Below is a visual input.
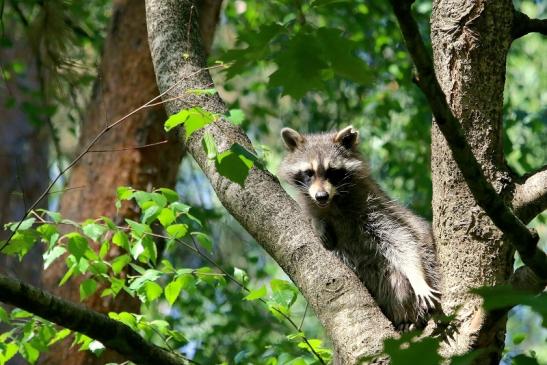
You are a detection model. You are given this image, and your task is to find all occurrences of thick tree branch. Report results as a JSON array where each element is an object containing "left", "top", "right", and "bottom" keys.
[
  {"left": 145, "top": 0, "right": 396, "bottom": 363},
  {"left": 512, "top": 10, "right": 547, "bottom": 40},
  {"left": 0, "top": 274, "right": 188, "bottom": 365},
  {"left": 388, "top": 0, "right": 547, "bottom": 280},
  {"left": 513, "top": 166, "right": 547, "bottom": 224}
]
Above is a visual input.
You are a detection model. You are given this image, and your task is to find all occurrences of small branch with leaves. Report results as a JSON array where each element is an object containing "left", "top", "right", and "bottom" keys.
[{"left": 0, "top": 274, "right": 190, "bottom": 365}]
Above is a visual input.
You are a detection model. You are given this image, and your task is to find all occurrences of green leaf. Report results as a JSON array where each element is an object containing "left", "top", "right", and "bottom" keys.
[
  {"left": 36, "top": 209, "right": 62, "bottom": 223},
  {"left": 164, "top": 107, "right": 216, "bottom": 140},
  {"left": 88, "top": 340, "right": 105, "bottom": 357},
  {"left": 80, "top": 278, "right": 98, "bottom": 301},
  {"left": 128, "top": 270, "right": 162, "bottom": 292},
  {"left": 21, "top": 342, "right": 39, "bottom": 364},
  {"left": 202, "top": 132, "right": 218, "bottom": 160},
  {"left": 37, "top": 224, "right": 57, "bottom": 241},
  {"left": 164, "top": 278, "right": 184, "bottom": 306},
  {"left": 10, "top": 309, "right": 32, "bottom": 319},
  {"left": 66, "top": 233, "right": 89, "bottom": 261},
  {"left": 270, "top": 279, "right": 298, "bottom": 308},
  {"left": 215, "top": 144, "right": 257, "bottom": 187},
  {"left": 383, "top": 332, "right": 441, "bottom": 365},
  {"left": 125, "top": 219, "right": 151, "bottom": 237},
  {"left": 144, "top": 281, "right": 163, "bottom": 302},
  {"left": 112, "top": 254, "right": 132, "bottom": 275},
  {"left": 112, "top": 231, "right": 130, "bottom": 251},
  {"left": 227, "top": 109, "right": 245, "bottom": 125},
  {"left": 191, "top": 232, "right": 213, "bottom": 253},
  {"left": 0, "top": 230, "right": 38, "bottom": 257},
  {"left": 1, "top": 342, "right": 18, "bottom": 364},
  {"left": 0, "top": 306, "right": 8, "bottom": 323},
  {"left": 317, "top": 27, "right": 372, "bottom": 85},
  {"left": 244, "top": 285, "right": 267, "bottom": 301},
  {"left": 233, "top": 267, "right": 249, "bottom": 286},
  {"left": 472, "top": 285, "right": 547, "bottom": 326},
  {"left": 116, "top": 186, "right": 133, "bottom": 201},
  {"left": 48, "top": 328, "right": 71, "bottom": 346},
  {"left": 141, "top": 205, "right": 161, "bottom": 224},
  {"left": 82, "top": 222, "right": 107, "bottom": 241},
  {"left": 59, "top": 265, "right": 76, "bottom": 286},
  {"left": 99, "top": 241, "right": 109, "bottom": 259},
  {"left": 43, "top": 246, "right": 66, "bottom": 269},
  {"left": 170, "top": 202, "right": 191, "bottom": 214},
  {"left": 158, "top": 208, "right": 176, "bottom": 227},
  {"left": 12, "top": 218, "right": 35, "bottom": 231},
  {"left": 166, "top": 224, "right": 188, "bottom": 239},
  {"left": 269, "top": 30, "right": 327, "bottom": 99},
  {"left": 157, "top": 188, "right": 179, "bottom": 203},
  {"left": 449, "top": 350, "right": 487, "bottom": 365}
]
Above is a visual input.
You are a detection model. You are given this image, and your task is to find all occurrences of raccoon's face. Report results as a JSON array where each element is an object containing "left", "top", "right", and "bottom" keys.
[{"left": 279, "top": 125, "right": 365, "bottom": 208}]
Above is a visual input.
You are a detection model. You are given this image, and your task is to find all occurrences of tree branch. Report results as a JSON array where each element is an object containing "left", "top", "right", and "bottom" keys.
[
  {"left": 145, "top": 0, "right": 397, "bottom": 363},
  {"left": 513, "top": 166, "right": 547, "bottom": 224},
  {"left": 388, "top": 0, "right": 547, "bottom": 281},
  {"left": 0, "top": 274, "right": 188, "bottom": 365},
  {"left": 512, "top": 10, "right": 547, "bottom": 41}
]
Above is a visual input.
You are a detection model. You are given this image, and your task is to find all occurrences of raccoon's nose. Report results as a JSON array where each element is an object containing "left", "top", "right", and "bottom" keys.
[{"left": 315, "top": 191, "right": 329, "bottom": 203}]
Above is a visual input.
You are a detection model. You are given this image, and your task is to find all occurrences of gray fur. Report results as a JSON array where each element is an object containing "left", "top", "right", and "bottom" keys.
[{"left": 279, "top": 126, "right": 440, "bottom": 328}]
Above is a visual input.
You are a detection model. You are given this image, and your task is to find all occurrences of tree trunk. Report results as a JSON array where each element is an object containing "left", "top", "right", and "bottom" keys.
[
  {"left": 39, "top": 0, "right": 223, "bottom": 363},
  {"left": 39, "top": 1, "right": 183, "bottom": 363},
  {"left": 430, "top": 1, "right": 514, "bottom": 362},
  {"left": 145, "top": 1, "right": 398, "bottom": 363}
]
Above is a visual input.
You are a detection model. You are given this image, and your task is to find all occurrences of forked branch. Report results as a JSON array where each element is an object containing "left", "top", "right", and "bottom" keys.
[{"left": 388, "top": 0, "right": 547, "bottom": 280}]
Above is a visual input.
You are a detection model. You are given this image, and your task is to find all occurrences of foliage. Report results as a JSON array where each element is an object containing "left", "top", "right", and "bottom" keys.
[
  {"left": 0, "top": 188, "right": 330, "bottom": 364},
  {"left": 0, "top": 0, "right": 546, "bottom": 364}
]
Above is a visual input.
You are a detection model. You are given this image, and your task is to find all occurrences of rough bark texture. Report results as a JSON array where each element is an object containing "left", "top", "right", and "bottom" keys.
[
  {"left": 430, "top": 1, "right": 514, "bottom": 362},
  {"left": 145, "top": 0, "right": 397, "bottom": 363},
  {"left": 39, "top": 1, "right": 184, "bottom": 364}
]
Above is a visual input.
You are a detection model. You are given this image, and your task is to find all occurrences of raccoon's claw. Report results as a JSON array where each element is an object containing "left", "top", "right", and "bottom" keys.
[
  {"left": 415, "top": 284, "right": 441, "bottom": 310},
  {"left": 396, "top": 322, "right": 416, "bottom": 332},
  {"left": 414, "top": 287, "right": 441, "bottom": 311}
]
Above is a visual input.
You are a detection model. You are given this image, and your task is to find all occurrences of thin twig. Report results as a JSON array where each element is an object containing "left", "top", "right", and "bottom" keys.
[
  {"left": 0, "top": 65, "right": 223, "bottom": 253},
  {"left": 298, "top": 302, "right": 308, "bottom": 331},
  {"left": 89, "top": 140, "right": 169, "bottom": 153}
]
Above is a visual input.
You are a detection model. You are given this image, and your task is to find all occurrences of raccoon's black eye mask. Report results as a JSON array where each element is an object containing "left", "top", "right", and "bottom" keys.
[
  {"left": 325, "top": 168, "right": 347, "bottom": 186},
  {"left": 292, "top": 170, "right": 313, "bottom": 187}
]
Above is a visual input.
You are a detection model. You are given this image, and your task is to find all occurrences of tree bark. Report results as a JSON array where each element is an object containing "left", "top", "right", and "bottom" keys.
[
  {"left": 430, "top": 1, "right": 514, "bottom": 362},
  {"left": 39, "top": 1, "right": 224, "bottom": 363},
  {"left": 39, "top": 1, "right": 184, "bottom": 364},
  {"left": 145, "top": 1, "right": 397, "bottom": 363}
]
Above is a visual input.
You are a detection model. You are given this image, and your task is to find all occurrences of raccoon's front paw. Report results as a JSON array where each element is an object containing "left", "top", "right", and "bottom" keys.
[{"left": 413, "top": 283, "right": 441, "bottom": 311}]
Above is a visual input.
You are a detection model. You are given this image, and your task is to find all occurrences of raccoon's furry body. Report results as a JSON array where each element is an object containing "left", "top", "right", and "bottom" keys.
[{"left": 279, "top": 126, "right": 440, "bottom": 328}]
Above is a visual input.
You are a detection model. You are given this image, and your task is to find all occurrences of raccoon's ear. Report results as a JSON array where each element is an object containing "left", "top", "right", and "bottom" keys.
[
  {"left": 281, "top": 128, "right": 305, "bottom": 151},
  {"left": 334, "top": 125, "right": 359, "bottom": 149}
]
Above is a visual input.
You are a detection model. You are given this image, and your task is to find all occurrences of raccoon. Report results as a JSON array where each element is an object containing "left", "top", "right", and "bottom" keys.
[{"left": 279, "top": 125, "right": 440, "bottom": 329}]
